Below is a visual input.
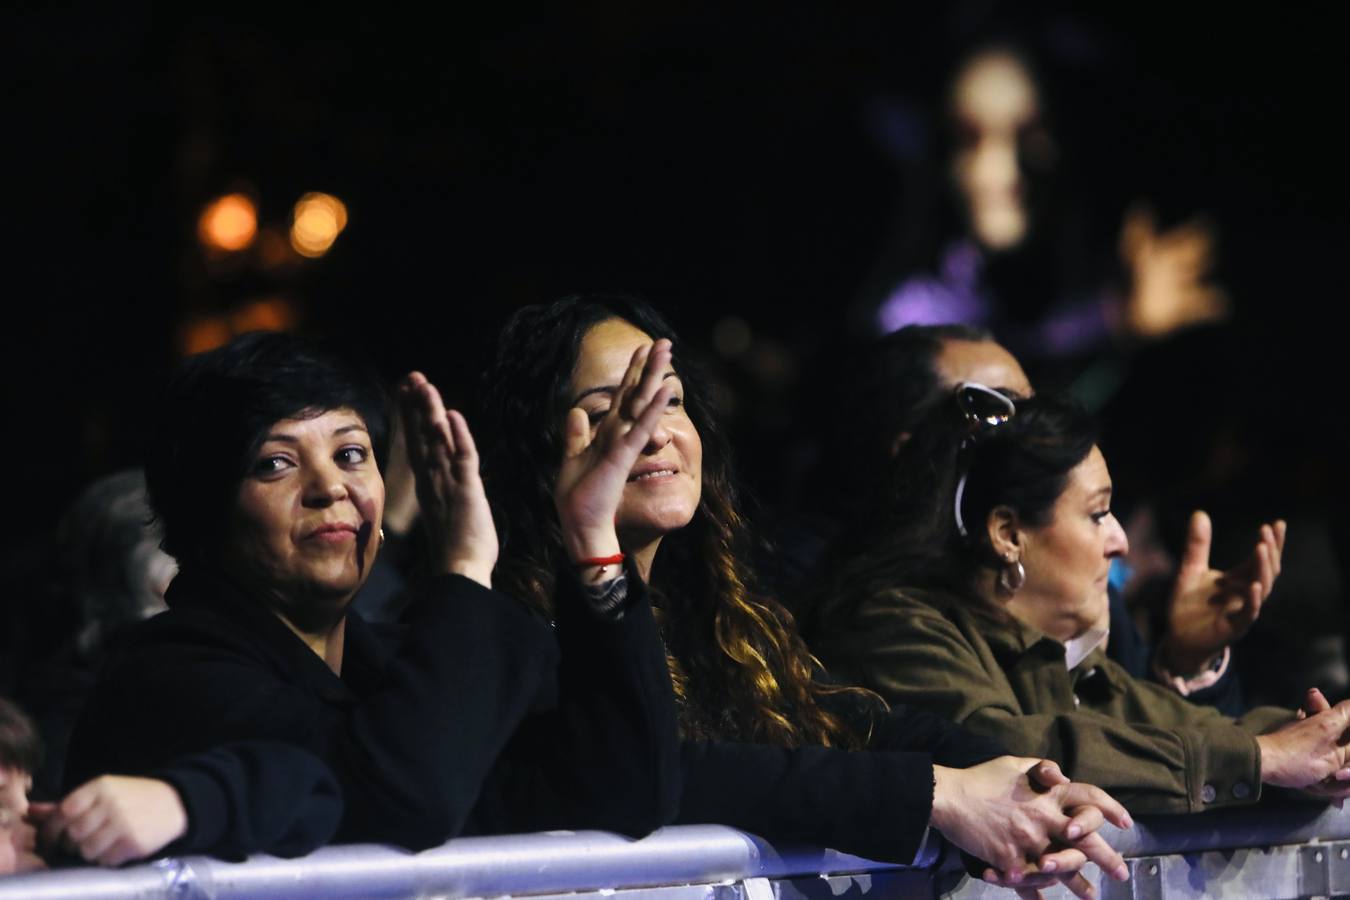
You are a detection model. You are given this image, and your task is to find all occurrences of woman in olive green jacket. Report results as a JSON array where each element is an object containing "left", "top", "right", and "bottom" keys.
[{"left": 810, "top": 387, "right": 1350, "bottom": 816}]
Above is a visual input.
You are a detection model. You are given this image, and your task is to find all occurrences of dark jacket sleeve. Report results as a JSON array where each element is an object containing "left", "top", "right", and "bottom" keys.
[
  {"left": 67, "top": 574, "right": 559, "bottom": 852},
  {"left": 677, "top": 739, "right": 936, "bottom": 864},
  {"left": 868, "top": 703, "right": 1006, "bottom": 767},
  {"left": 154, "top": 742, "right": 343, "bottom": 860},
  {"left": 476, "top": 566, "right": 680, "bottom": 837}
]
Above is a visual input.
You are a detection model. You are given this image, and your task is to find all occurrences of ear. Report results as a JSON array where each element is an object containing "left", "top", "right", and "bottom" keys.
[{"left": 986, "top": 504, "right": 1023, "bottom": 560}]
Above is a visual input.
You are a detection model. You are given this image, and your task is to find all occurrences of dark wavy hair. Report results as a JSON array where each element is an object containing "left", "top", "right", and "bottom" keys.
[
  {"left": 826, "top": 390, "right": 1097, "bottom": 618},
  {"left": 145, "top": 332, "right": 389, "bottom": 570},
  {"left": 481, "top": 295, "right": 875, "bottom": 748}
]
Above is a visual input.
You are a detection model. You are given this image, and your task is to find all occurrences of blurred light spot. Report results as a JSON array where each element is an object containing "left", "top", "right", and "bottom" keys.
[
  {"left": 230, "top": 297, "right": 298, "bottom": 333},
  {"left": 712, "top": 316, "right": 752, "bottom": 358},
  {"left": 290, "top": 192, "right": 349, "bottom": 258},
  {"left": 198, "top": 193, "right": 258, "bottom": 252},
  {"left": 180, "top": 317, "right": 232, "bottom": 355}
]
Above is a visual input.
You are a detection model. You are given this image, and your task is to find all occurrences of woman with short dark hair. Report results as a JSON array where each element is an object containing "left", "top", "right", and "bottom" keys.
[{"left": 55, "top": 331, "right": 677, "bottom": 866}]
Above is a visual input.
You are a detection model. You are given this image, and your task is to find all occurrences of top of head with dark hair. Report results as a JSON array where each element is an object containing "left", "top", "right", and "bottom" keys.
[{"left": 0, "top": 696, "right": 42, "bottom": 774}]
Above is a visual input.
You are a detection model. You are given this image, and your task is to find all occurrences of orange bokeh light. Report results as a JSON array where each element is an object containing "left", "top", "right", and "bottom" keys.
[
  {"left": 198, "top": 193, "right": 258, "bottom": 252},
  {"left": 290, "top": 192, "right": 349, "bottom": 258}
]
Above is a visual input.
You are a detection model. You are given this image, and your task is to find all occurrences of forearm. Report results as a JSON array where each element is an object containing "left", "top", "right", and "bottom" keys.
[
  {"left": 678, "top": 740, "right": 936, "bottom": 863},
  {"left": 154, "top": 742, "right": 342, "bottom": 859}
]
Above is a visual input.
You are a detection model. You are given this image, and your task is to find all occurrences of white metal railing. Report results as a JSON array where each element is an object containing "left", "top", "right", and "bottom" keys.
[{"left": 5, "top": 800, "right": 1350, "bottom": 899}]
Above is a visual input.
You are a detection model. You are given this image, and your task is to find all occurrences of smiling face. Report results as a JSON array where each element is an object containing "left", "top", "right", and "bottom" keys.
[
  {"left": 568, "top": 318, "right": 703, "bottom": 550},
  {"left": 1005, "top": 445, "right": 1128, "bottom": 641},
  {"left": 224, "top": 407, "right": 385, "bottom": 629}
]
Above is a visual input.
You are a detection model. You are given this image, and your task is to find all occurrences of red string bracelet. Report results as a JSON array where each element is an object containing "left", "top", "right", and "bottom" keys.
[{"left": 575, "top": 553, "right": 625, "bottom": 568}]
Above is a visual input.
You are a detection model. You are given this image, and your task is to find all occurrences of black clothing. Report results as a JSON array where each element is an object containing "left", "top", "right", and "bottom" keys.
[
  {"left": 678, "top": 704, "right": 1003, "bottom": 864},
  {"left": 65, "top": 568, "right": 678, "bottom": 858}
]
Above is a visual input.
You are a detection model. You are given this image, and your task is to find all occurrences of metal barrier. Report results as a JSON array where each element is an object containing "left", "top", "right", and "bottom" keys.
[{"left": 4, "top": 800, "right": 1350, "bottom": 899}]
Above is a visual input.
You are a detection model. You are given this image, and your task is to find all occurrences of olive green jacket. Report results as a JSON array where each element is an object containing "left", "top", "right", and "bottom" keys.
[{"left": 811, "top": 587, "right": 1294, "bottom": 815}]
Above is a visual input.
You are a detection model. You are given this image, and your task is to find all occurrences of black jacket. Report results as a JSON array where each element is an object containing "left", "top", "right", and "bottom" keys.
[{"left": 64, "top": 568, "right": 679, "bottom": 858}]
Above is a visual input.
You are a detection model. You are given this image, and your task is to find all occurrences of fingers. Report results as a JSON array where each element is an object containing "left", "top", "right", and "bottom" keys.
[
  {"left": 624, "top": 339, "right": 672, "bottom": 421},
  {"left": 1059, "top": 872, "right": 1098, "bottom": 900},
  {"left": 1036, "top": 846, "right": 1087, "bottom": 875},
  {"left": 1027, "top": 759, "right": 1069, "bottom": 790},
  {"left": 444, "top": 409, "right": 480, "bottom": 478},
  {"left": 1063, "top": 805, "right": 1104, "bottom": 842},
  {"left": 623, "top": 385, "right": 675, "bottom": 452},
  {"left": 1307, "top": 687, "right": 1333, "bottom": 715},
  {"left": 1058, "top": 784, "right": 1133, "bottom": 830},
  {"left": 562, "top": 407, "right": 591, "bottom": 458},
  {"left": 398, "top": 372, "right": 450, "bottom": 476},
  {"left": 1075, "top": 831, "right": 1130, "bottom": 882},
  {"left": 1271, "top": 519, "right": 1288, "bottom": 559},
  {"left": 1180, "top": 510, "right": 1213, "bottom": 576}
]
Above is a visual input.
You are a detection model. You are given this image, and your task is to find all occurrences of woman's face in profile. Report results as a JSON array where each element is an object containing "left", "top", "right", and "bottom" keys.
[
  {"left": 568, "top": 318, "right": 703, "bottom": 546},
  {"left": 1012, "top": 445, "right": 1128, "bottom": 641},
  {"left": 226, "top": 407, "right": 385, "bottom": 610}
]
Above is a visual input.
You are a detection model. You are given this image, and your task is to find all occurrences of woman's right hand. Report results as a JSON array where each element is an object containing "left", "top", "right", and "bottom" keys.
[
  {"left": 931, "top": 757, "right": 1131, "bottom": 898},
  {"left": 555, "top": 339, "right": 675, "bottom": 564},
  {"left": 400, "top": 372, "right": 498, "bottom": 588}
]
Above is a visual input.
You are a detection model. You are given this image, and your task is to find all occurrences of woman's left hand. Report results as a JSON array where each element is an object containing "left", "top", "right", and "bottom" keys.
[
  {"left": 555, "top": 339, "right": 675, "bottom": 564},
  {"left": 400, "top": 372, "right": 498, "bottom": 588}
]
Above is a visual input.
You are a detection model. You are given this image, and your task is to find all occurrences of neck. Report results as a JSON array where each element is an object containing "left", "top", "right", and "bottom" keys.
[
  {"left": 977, "top": 571, "right": 1073, "bottom": 643},
  {"left": 626, "top": 537, "right": 663, "bottom": 583},
  {"left": 276, "top": 612, "right": 347, "bottom": 674}
]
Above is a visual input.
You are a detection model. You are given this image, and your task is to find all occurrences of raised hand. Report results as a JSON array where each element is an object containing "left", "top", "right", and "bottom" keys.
[
  {"left": 399, "top": 372, "right": 497, "bottom": 588},
  {"left": 555, "top": 339, "right": 675, "bottom": 566},
  {"left": 31, "top": 776, "right": 187, "bottom": 867},
  {"left": 1120, "top": 204, "right": 1228, "bottom": 339},
  {"left": 932, "top": 756, "right": 1131, "bottom": 897},
  {"left": 1163, "top": 512, "right": 1286, "bottom": 676}
]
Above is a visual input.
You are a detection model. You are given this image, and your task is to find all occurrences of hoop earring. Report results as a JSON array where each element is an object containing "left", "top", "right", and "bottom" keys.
[
  {"left": 379, "top": 527, "right": 386, "bottom": 547},
  {"left": 998, "top": 559, "right": 1025, "bottom": 595}
]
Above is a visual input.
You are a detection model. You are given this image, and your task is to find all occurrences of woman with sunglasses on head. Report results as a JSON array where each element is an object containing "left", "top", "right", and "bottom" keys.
[
  {"left": 54, "top": 331, "right": 677, "bottom": 866},
  {"left": 481, "top": 295, "right": 1135, "bottom": 896},
  {"left": 811, "top": 385, "right": 1350, "bottom": 816}
]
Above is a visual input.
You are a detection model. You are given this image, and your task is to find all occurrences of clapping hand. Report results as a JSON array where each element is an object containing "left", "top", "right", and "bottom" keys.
[
  {"left": 1163, "top": 512, "right": 1285, "bottom": 677},
  {"left": 399, "top": 372, "right": 498, "bottom": 588}
]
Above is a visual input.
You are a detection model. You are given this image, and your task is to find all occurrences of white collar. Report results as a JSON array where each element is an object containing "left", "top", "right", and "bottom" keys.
[{"left": 1063, "top": 627, "right": 1109, "bottom": 671}]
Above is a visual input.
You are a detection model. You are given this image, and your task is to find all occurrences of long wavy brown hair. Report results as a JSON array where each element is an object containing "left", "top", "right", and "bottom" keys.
[{"left": 480, "top": 295, "right": 878, "bottom": 748}]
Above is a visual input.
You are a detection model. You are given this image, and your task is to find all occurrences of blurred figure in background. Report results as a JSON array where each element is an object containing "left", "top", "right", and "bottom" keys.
[
  {"left": 12, "top": 470, "right": 174, "bottom": 799},
  {"left": 858, "top": 39, "right": 1226, "bottom": 402}
]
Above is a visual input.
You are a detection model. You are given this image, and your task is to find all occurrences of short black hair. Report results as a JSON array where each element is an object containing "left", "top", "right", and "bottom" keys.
[
  {"left": 0, "top": 697, "right": 41, "bottom": 774},
  {"left": 145, "top": 332, "right": 388, "bottom": 567}
]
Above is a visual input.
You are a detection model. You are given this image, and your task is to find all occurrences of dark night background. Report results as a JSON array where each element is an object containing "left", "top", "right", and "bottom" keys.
[{"left": 6, "top": 4, "right": 1347, "bottom": 687}]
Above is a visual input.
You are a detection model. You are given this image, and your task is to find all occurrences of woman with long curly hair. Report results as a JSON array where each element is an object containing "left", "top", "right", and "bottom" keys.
[{"left": 480, "top": 294, "right": 1133, "bottom": 895}]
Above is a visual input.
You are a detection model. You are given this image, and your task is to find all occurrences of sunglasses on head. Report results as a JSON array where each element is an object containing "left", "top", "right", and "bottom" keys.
[{"left": 953, "top": 382, "right": 1017, "bottom": 538}]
